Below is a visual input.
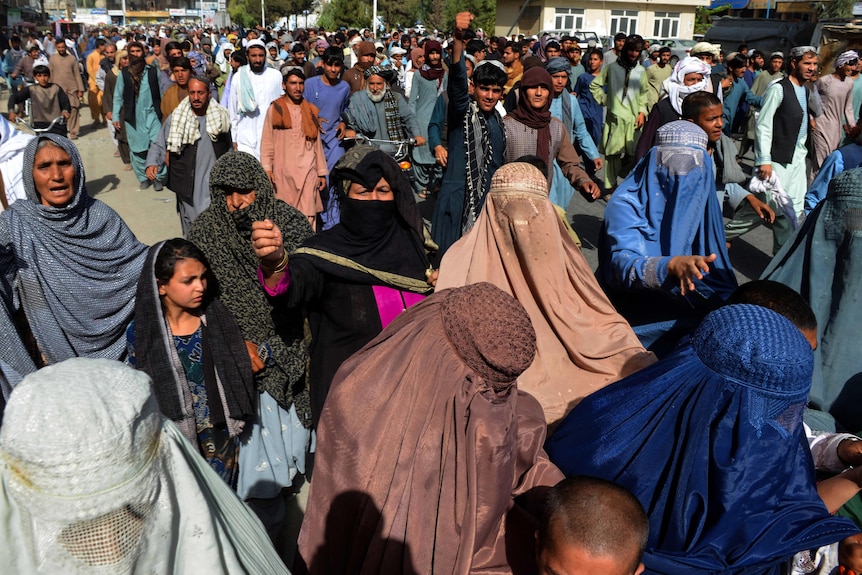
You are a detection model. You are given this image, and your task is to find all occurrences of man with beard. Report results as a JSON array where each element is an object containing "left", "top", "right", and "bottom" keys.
[
  {"left": 343, "top": 40, "right": 376, "bottom": 93},
  {"left": 103, "top": 48, "right": 132, "bottom": 171},
  {"left": 409, "top": 39, "right": 446, "bottom": 200},
  {"left": 644, "top": 46, "right": 671, "bottom": 112},
  {"left": 112, "top": 41, "right": 164, "bottom": 190},
  {"left": 49, "top": 37, "right": 85, "bottom": 140},
  {"left": 86, "top": 38, "right": 107, "bottom": 125},
  {"left": 502, "top": 41, "right": 523, "bottom": 95},
  {"left": 740, "top": 51, "right": 784, "bottom": 158},
  {"left": 726, "top": 46, "right": 819, "bottom": 253},
  {"left": 161, "top": 56, "right": 192, "bottom": 117},
  {"left": 343, "top": 65, "right": 424, "bottom": 157},
  {"left": 591, "top": 34, "right": 649, "bottom": 193},
  {"left": 261, "top": 67, "right": 327, "bottom": 230},
  {"left": 227, "top": 39, "right": 283, "bottom": 159},
  {"left": 432, "top": 13, "right": 508, "bottom": 254},
  {"left": 146, "top": 76, "right": 232, "bottom": 234},
  {"left": 303, "top": 46, "right": 351, "bottom": 229}
]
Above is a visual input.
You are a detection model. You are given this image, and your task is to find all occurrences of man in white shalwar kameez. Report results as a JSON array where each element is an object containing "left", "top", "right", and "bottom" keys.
[{"left": 228, "top": 39, "right": 283, "bottom": 159}]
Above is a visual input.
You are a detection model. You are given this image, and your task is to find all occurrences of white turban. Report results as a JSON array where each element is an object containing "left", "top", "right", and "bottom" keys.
[
  {"left": 837, "top": 50, "right": 859, "bottom": 68},
  {"left": 664, "top": 56, "right": 712, "bottom": 115}
]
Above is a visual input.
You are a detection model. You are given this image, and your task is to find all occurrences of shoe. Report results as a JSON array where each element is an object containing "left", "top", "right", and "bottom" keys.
[
  {"left": 123, "top": 164, "right": 132, "bottom": 171},
  {"left": 139, "top": 179, "right": 152, "bottom": 190},
  {"left": 113, "top": 151, "right": 120, "bottom": 157},
  {"left": 153, "top": 180, "right": 163, "bottom": 191},
  {"left": 69, "top": 133, "right": 77, "bottom": 140}
]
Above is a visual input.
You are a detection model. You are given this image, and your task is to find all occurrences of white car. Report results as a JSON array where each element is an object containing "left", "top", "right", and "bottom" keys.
[{"left": 656, "top": 38, "right": 698, "bottom": 66}]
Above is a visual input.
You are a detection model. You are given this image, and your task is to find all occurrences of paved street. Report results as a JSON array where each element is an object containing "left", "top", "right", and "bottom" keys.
[{"left": 5, "top": 100, "right": 776, "bottom": 283}]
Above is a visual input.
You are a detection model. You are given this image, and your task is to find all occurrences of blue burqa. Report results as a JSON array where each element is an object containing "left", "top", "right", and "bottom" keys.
[
  {"left": 804, "top": 142, "right": 862, "bottom": 213},
  {"left": 546, "top": 304, "right": 859, "bottom": 574},
  {"left": 598, "top": 121, "right": 736, "bottom": 338},
  {"left": 763, "top": 167, "right": 862, "bottom": 432}
]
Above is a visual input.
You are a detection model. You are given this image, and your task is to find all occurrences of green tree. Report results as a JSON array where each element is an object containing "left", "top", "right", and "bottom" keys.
[
  {"left": 694, "top": 4, "right": 731, "bottom": 36},
  {"left": 817, "top": 0, "right": 853, "bottom": 18},
  {"left": 317, "top": 0, "right": 372, "bottom": 30},
  {"left": 379, "top": 0, "right": 421, "bottom": 29},
  {"left": 228, "top": 0, "right": 313, "bottom": 28}
]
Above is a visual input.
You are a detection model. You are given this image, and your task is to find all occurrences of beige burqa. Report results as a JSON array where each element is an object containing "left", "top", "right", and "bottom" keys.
[
  {"left": 297, "top": 283, "right": 563, "bottom": 574},
  {"left": 436, "top": 163, "right": 656, "bottom": 426}
]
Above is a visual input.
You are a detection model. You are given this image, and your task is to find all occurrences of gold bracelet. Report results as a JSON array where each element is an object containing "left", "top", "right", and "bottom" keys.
[{"left": 261, "top": 250, "right": 288, "bottom": 275}]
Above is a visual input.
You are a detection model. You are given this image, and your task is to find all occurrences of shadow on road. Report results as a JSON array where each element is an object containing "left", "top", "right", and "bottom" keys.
[
  {"left": 571, "top": 213, "right": 604, "bottom": 252},
  {"left": 86, "top": 174, "right": 121, "bottom": 197},
  {"left": 728, "top": 237, "right": 773, "bottom": 282}
]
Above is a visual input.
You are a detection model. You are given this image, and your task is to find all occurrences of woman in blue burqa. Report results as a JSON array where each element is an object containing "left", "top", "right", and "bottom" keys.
[
  {"left": 546, "top": 304, "right": 859, "bottom": 574},
  {"left": 0, "top": 134, "right": 146, "bottom": 395},
  {"left": 763, "top": 167, "right": 862, "bottom": 433},
  {"left": 598, "top": 120, "right": 736, "bottom": 353}
]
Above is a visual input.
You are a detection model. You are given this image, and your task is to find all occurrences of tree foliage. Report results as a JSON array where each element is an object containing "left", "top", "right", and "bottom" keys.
[
  {"left": 817, "top": 0, "right": 853, "bottom": 19},
  {"left": 228, "top": 0, "right": 314, "bottom": 28},
  {"left": 317, "top": 0, "right": 372, "bottom": 30},
  {"left": 417, "top": 0, "right": 495, "bottom": 35},
  {"left": 694, "top": 5, "right": 731, "bottom": 35}
]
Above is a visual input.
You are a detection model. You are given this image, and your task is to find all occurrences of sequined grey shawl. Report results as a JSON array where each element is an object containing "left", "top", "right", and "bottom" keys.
[{"left": 0, "top": 134, "right": 147, "bottom": 376}]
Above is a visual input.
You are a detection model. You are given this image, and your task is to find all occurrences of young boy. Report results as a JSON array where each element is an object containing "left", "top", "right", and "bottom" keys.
[
  {"left": 537, "top": 476, "right": 648, "bottom": 575},
  {"left": 8, "top": 64, "right": 70, "bottom": 136}
]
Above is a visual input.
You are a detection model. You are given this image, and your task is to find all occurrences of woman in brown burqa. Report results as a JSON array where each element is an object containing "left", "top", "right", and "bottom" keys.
[
  {"left": 297, "top": 282, "right": 563, "bottom": 574},
  {"left": 436, "top": 162, "right": 655, "bottom": 427}
]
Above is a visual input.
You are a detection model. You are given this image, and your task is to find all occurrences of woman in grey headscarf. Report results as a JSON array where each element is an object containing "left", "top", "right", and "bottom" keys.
[{"left": 0, "top": 134, "right": 147, "bottom": 391}]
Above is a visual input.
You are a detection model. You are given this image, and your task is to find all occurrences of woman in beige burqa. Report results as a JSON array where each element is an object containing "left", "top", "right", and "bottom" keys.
[
  {"left": 436, "top": 162, "right": 655, "bottom": 426},
  {"left": 298, "top": 282, "right": 563, "bottom": 574}
]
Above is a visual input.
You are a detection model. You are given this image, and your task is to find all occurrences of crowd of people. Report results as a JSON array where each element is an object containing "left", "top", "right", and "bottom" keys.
[{"left": 1, "top": 10, "right": 862, "bottom": 575}]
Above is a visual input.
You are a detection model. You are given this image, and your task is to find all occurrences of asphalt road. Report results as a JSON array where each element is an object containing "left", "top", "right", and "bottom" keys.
[{"left": 6, "top": 98, "right": 776, "bottom": 283}]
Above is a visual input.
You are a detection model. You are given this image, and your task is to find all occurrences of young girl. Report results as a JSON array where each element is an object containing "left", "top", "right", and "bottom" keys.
[{"left": 127, "top": 238, "right": 256, "bottom": 487}]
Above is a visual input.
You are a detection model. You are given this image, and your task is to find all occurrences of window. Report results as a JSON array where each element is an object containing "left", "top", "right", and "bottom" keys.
[
  {"left": 653, "top": 12, "right": 681, "bottom": 38},
  {"left": 610, "top": 10, "right": 638, "bottom": 36},
  {"left": 555, "top": 8, "right": 585, "bottom": 31}
]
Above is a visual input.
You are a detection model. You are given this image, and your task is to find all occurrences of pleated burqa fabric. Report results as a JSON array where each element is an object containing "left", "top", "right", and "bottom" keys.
[
  {"left": 763, "top": 167, "right": 862, "bottom": 432},
  {"left": 547, "top": 305, "right": 859, "bottom": 574},
  {"left": 436, "top": 163, "right": 656, "bottom": 426},
  {"left": 298, "top": 283, "right": 564, "bottom": 574}
]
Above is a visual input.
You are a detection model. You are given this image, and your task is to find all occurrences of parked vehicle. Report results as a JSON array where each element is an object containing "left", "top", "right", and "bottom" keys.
[
  {"left": 703, "top": 17, "right": 816, "bottom": 59},
  {"left": 656, "top": 37, "right": 697, "bottom": 66},
  {"left": 539, "top": 30, "right": 604, "bottom": 51}
]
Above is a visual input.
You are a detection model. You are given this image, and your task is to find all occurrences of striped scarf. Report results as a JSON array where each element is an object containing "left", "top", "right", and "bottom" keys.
[
  {"left": 382, "top": 87, "right": 406, "bottom": 142},
  {"left": 166, "top": 97, "right": 231, "bottom": 153},
  {"left": 462, "top": 100, "right": 503, "bottom": 233}
]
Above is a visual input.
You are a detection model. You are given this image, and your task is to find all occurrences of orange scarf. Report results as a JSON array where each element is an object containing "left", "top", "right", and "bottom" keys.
[{"left": 270, "top": 96, "right": 321, "bottom": 142}]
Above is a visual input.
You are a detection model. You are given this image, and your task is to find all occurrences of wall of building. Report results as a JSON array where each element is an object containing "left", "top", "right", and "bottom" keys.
[{"left": 496, "top": 0, "right": 708, "bottom": 40}]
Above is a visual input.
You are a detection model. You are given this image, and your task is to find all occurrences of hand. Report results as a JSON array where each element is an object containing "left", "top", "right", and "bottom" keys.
[
  {"left": 454, "top": 12, "right": 474, "bottom": 40},
  {"left": 251, "top": 219, "right": 285, "bottom": 263},
  {"left": 426, "top": 269, "right": 439, "bottom": 287},
  {"left": 245, "top": 340, "right": 265, "bottom": 373},
  {"left": 232, "top": 142, "right": 238, "bottom": 151},
  {"left": 61, "top": 111, "right": 70, "bottom": 120},
  {"left": 113, "top": 121, "right": 121, "bottom": 130},
  {"left": 7, "top": 112, "right": 15, "bottom": 122},
  {"left": 335, "top": 121, "right": 346, "bottom": 140},
  {"left": 105, "top": 111, "right": 112, "bottom": 121},
  {"left": 635, "top": 112, "right": 645, "bottom": 129},
  {"left": 413, "top": 135, "right": 426, "bottom": 146},
  {"left": 745, "top": 194, "right": 775, "bottom": 224},
  {"left": 317, "top": 176, "right": 327, "bottom": 191},
  {"left": 579, "top": 179, "right": 601, "bottom": 201},
  {"left": 758, "top": 163, "right": 773, "bottom": 180},
  {"left": 839, "top": 438, "right": 862, "bottom": 467},
  {"left": 593, "top": 157, "right": 604, "bottom": 171},
  {"left": 77, "top": 90, "right": 83, "bottom": 99},
  {"left": 667, "top": 253, "right": 718, "bottom": 296},
  {"left": 145, "top": 165, "right": 159, "bottom": 181},
  {"left": 344, "top": 129, "right": 356, "bottom": 139},
  {"left": 265, "top": 169, "right": 274, "bottom": 183},
  {"left": 434, "top": 145, "right": 448, "bottom": 167}
]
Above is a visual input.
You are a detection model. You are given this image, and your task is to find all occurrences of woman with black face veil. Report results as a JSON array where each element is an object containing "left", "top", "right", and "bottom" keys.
[{"left": 251, "top": 145, "right": 433, "bottom": 425}]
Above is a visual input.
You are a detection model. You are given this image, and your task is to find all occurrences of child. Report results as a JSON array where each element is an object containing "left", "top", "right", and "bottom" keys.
[
  {"left": 127, "top": 238, "right": 256, "bottom": 488},
  {"left": 7, "top": 64, "right": 70, "bottom": 136},
  {"left": 537, "top": 476, "right": 648, "bottom": 575}
]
